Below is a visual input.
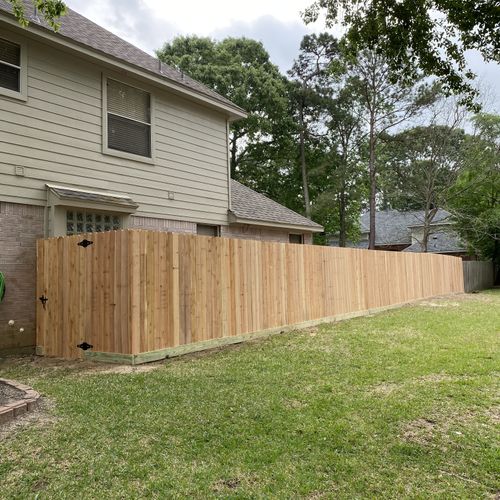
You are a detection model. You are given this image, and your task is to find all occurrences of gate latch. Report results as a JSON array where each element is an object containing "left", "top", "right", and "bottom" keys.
[{"left": 39, "top": 295, "right": 48, "bottom": 309}]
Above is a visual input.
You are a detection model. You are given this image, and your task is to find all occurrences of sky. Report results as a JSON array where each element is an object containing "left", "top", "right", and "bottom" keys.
[{"left": 66, "top": 0, "right": 500, "bottom": 109}]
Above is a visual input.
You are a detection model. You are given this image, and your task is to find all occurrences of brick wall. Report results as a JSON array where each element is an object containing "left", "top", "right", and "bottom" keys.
[
  {"left": 0, "top": 202, "right": 44, "bottom": 353},
  {"left": 130, "top": 215, "right": 196, "bottom": 233},
  {"left": 130, "top": 217, "right": 314, "bottom": 244},
  {"left": 221, "top": 224, "right": 313, "bottom": 244}
]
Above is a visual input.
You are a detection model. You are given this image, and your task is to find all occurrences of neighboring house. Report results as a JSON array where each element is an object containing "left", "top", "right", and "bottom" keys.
[
  {"left": 0, "top": 2, "right": 322, "bottom": 353},
  {"left": 330, "top": 209, "right": 468, "bottom": 257}
]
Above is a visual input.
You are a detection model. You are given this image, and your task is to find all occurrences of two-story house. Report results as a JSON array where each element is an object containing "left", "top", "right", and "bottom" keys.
[{"left": 0, "top": 1, "right": 323, "bottom": 353}]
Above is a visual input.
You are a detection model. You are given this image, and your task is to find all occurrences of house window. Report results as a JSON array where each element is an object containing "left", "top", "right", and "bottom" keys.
[
  {"left": 0, "top": 37, "right": 23, "bottom": 97},
  {"left": 106, "top": 79, "right": 151, "bottom": 158},
  {"left": 66, "top": 210, "right": 122, "bottom": 235},
  {"left": 197, "top": 224, "right": 220, "bottom": 237},
  {"left": 289, "top": 233, "right": 304, "bottom": 244}
]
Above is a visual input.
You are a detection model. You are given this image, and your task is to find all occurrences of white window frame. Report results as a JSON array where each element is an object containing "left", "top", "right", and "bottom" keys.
[
  {"left": 0, "top": 34, "right": 28, "bottom": 101},
  {"left": 102, "top": 74, "right": 156, "bottom": 164}
]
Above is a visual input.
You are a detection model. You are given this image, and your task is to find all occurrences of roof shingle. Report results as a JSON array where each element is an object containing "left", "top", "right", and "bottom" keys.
[
  {"left": 359, "top": 209, "right": 452, "bottom": 245},
  {"left": 230, "top": 180, "right": 323, "bottom": 231},
  {"left": 402, "top": 231, "right": 465, "bottom": 254}
]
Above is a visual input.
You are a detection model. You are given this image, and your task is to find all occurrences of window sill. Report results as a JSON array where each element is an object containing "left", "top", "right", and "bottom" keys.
[
  {"left": 102, "top": 146, "right": 155, "bottom": 165},
  {"left": 0, "top": 87, "right": 27, "bottom": 101}
]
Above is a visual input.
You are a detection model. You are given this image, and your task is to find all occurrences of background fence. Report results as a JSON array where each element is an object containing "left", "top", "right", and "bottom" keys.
[
  {"left": 37, "top": 230, "right": 464, "bottom": 361},
  {"left": 463, "top": 261, "right": 495, "bottom": 292}
]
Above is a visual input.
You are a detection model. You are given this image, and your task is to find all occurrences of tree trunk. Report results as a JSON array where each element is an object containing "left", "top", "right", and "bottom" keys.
[
  {"left": 299, "top": 97, "right": 311, "bottom": 219},
  {"left": 230, "top": 131, "right": 238, "bottom": 178},
  {"left": 339, "top": 189, "right": 347, "bottom": 247},
  {"left": 421, "top": 204, "right": 438, "bottom": 253},
  {"left": 368, "top": 112, "right": 377, "bottom": 250}
]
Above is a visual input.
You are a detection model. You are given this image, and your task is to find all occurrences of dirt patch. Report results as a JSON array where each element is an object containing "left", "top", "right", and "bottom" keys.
[
  {"left": 419, "top": 301, "right": 460, "bottom": 308},
  {"left": 401, "top": 405, "right": 498, "bottom": 445},
  {"left": 371, "top": 382, "right": 401, "bottom": 396},
  {"left": 402, "top": 418, "right": 438, "bottom": 444},
  {"left": 371, "top": 373, "right": 475, "bottom": 397},
  {"left": 85, "top": 364, "right": 163, "bottom": 375},
  {"left": 0, "top": 355, "right": 164, "bottom": 377},
  {"left": 284, "top": 398, "right": 308, "bottom": 409},
  {"left": 413, "top": 373, "right": 471, "bottom": 384},
  {"left": 484, "top": 406, "right": 500, "bottom": 424},
  {"left": 0, "top": 397, "right": 57, "bottom": 440}
]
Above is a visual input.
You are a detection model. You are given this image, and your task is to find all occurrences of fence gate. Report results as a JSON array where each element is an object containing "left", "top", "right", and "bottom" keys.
[{"left": 37, "top": 231, "right": 132, "bottom": 359}]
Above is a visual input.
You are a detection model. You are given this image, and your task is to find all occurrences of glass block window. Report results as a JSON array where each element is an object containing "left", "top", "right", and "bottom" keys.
[
  {"left": 66, "top": 210, "right": 122, "bottom": 235},
  {"left": 107, "top": 79, "right": 151, "bottom": 158},
  {"left": 0, "top": 38, "right": 21, "bottom": 93}
]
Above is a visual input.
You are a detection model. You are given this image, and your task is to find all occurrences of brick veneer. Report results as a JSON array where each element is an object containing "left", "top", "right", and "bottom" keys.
[
  {"left": 221, "top": 224, "right": 313, "bottom": 244},
  {"left": 130, "top": 217, "right": 314, "bottom": 243},
  {"left": 130, "top": 215, "right": 196, "bottom": 233},
  {"left": 0, "top": 202, "right": 44, "bottom": 353}
]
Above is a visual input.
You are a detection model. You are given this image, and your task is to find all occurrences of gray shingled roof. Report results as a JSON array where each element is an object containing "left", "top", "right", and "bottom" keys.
[
  {"left": 230, "top": 180, "right": 323, "bottom": 231},
  {"left": 0, "top": 1, "right": 244, "bottom": 114},
  {"left": 360, "top": 209, "right": 452, "bottom": 245},
  {"left": 403, "top": 231, "right": 465, "bottom": 254},
  {"left": 48, "top": 185, "right": 138, "bottom": 208}
]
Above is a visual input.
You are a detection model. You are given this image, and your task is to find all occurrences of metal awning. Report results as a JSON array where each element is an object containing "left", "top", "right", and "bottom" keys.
[{"left": 46, "top": 184, "right": 139, "bottom": 211}]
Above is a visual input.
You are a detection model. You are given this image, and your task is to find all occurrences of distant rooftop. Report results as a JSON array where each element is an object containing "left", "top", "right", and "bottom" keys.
[
  {"left": 359, "top": 209, "right": 453, "bottom": 246},
  {"left": 403, "top": 231, "right": 465, "bottom": 254}
]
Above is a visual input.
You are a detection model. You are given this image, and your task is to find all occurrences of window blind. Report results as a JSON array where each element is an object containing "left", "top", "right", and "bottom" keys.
[
  {"left": 0, "top": 38, "right": 20, "bottom": 92},
  {"left": 107, "top": 79, "right": 151, "bottom": 157}
]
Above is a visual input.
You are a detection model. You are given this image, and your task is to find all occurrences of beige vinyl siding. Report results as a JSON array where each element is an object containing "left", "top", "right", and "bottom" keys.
[{"left": 0, "top": 27, "right": 231, "bottom": 225}]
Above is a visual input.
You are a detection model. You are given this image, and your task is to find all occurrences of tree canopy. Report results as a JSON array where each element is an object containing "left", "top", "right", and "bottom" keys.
[
  {"left": 448, "top": 114, "right": 500, "bottom": 264},
  {"left": 303, "top": 0, "right": 500, "bottom": 108},
  {"left": 6, "top": 0, "right": 66, "bottom": 30},
  {"left": 157, "top": 36, "right": 289, "bottom": 179}
]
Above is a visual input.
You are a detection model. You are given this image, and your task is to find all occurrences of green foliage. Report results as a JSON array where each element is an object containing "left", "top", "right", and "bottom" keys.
[
  {"left": 287, "top": 33, "right": 343, "bottom": 218},
  {"left": 156, "top": 36, "right": 289, "bottom": 178},
  {"left": 312, "top": 80, "right": 368, "bottom": 244},
  {"left": 303, "top": 0, "right": 500, "bottom": 109},
  {"left": 448, "top": 114, "right": 500, "bottom": 262},
  {"left": 379, "top": 125, "right": 467, "bottom": 211},
  {"left": 6, "top": 0, "right": 67, "bottom": 31}
]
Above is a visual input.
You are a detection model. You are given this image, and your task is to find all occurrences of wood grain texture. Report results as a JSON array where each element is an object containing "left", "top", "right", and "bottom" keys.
[{"left": 36, "top": 230, "right": 465, "bottom": 360}]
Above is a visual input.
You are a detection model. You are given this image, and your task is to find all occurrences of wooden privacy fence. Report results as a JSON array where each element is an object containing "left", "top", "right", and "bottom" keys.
[
  {"left": 462, "top": 261, "right": 495, "bottom": 292},
  {"left": 36, "top": 230, "right": 464, "bottom": 363}
]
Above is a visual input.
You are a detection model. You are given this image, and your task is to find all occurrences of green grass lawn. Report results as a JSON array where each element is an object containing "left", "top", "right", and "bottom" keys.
[{"left": 0, "top": 291, "right": 499, "bottom": 499}]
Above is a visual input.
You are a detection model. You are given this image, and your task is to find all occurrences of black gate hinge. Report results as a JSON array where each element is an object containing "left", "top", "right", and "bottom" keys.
[
  {"left": 77, "top": 342, "right": 93, "bottom": 351},
  {"left": 77, "top": 239, "right": 94, "bottom": 248},
  {"left": 39, "top": 295, "right": 48, "bottom": 309}
]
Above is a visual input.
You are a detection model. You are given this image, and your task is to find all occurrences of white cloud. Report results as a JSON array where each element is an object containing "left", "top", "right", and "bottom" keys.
[{"left": 65, "top": 0, "right": 500, "bottom": 107}]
